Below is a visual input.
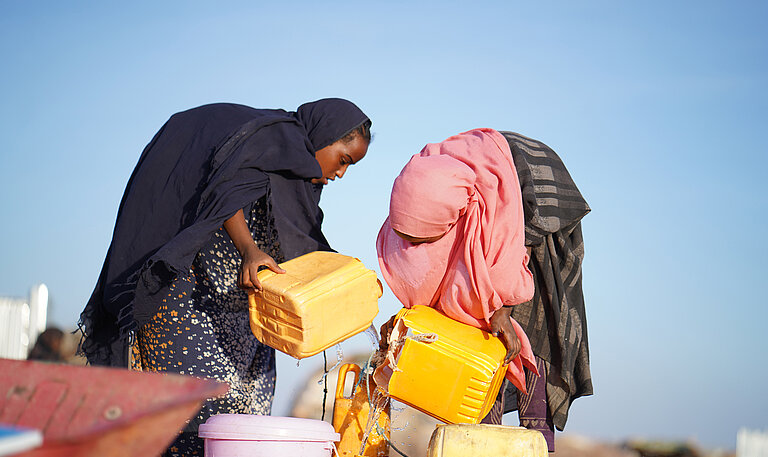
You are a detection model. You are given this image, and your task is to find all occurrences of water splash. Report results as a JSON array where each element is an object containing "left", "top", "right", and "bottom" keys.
[
  {"left": 388, "top": 399, "right": 411, "bottom": 432},
  {"left": 363, "top": 323, "right": 380, "bottom": 350},
  {"left": 391, "top": 417, "right": 411, "bottom": 432},
  {"left": 317, "top": 344, "right": 344, "bottom": 385},
  {"left": 358, "top": 385, "right": 390, "bottom": 455}
]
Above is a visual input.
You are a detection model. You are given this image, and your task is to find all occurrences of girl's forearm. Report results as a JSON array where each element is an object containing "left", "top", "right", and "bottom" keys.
[{"left": 223, "top": 209, "right": 258, "bottom": 257}]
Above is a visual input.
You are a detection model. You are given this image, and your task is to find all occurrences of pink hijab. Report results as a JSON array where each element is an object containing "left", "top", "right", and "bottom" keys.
[{"left": 377, "top": 128, "right": 537, "bottom": 392}]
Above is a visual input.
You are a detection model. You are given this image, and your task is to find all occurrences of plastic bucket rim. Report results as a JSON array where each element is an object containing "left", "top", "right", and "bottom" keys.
[{"left": 198, "top": 428, "right": 340, "bottom": 442}]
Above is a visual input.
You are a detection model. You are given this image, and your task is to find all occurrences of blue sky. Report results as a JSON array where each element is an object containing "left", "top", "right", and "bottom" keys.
[{"left": 1, "top": 0, "right": 766, "bottom": 449}]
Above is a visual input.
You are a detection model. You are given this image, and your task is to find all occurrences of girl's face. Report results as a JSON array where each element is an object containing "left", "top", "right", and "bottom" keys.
[{"left": 311, "top": 135, "right": 369, "bottom": 185}]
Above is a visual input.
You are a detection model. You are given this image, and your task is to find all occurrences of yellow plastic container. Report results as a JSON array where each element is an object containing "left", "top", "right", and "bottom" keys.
[
  {"left": 427, "top": 424, "right": 547, "bottom": 457},
  {"left": 248, "top": 251, "right": 382, "bottom": 359},
  {"left": 332, "top": 364, "right": 390, "bottom": 457},
  {"left": 373, "top": 305, "right": 507, "bottom": 424}
]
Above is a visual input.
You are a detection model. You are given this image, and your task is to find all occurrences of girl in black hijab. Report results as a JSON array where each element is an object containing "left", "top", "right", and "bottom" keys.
[{"left": 78, "top": 99, "right": 371, "bottom": 456}]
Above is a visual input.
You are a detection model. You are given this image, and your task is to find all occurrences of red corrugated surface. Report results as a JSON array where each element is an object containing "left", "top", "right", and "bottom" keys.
[{"left": 0, "top": 358, "right": 228, "bottom": 456}]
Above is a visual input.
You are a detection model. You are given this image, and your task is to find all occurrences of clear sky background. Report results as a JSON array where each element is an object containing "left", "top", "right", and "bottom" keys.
[{"left": 1, "top": 0, "right": 766, "bottom": 450}]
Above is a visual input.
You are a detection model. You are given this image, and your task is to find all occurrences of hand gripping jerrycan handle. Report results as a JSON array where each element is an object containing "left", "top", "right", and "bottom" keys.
[{"left": 332, "top": 364, "right": 390, "bottom": 457}]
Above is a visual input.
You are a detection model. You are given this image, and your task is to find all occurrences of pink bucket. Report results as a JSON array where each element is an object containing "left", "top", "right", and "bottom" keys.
[{"left": 199, "top": 414, "right": 340, "bottom": 457}]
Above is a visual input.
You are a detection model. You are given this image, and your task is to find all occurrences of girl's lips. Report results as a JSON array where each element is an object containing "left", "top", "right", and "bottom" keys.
[{"left": 313, "top": 176, "right": 337, "bottom": 185}]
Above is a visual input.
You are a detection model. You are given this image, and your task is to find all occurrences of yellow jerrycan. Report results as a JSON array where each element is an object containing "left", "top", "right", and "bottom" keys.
[
  {"left": 427, "top": 424, "right": 548, "bottom": 457},
  {"left": 332, "top": 363, "right": 390, "bottom": 457},
  {"left": 374, "top": 305, "right": 507, "bottom": 424},
  {"left": 248, "top": 251, "right": 382, "bottom": 359}
]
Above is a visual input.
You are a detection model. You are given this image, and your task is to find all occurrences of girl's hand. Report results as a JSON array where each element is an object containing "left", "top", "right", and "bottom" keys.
[
  {"left": 223, "top": 209, "right": 285, "bottom": 293},
  {"left": 489, "top": 306, "right": 521, "bottom": 365},
  {"left": 238, "top": 246, "right": 285, "bottom": 293}
]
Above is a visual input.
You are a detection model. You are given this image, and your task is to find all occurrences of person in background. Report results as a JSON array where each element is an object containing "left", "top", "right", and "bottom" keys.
[
  {"left": 377, "top": 128, "right": 591, "bottom": 452},
  {"left": 27, "top": 328, "right": 67, "bottom": 362},
  {"left": 78, "top": 99, "right": 372, "bottom": 457}
]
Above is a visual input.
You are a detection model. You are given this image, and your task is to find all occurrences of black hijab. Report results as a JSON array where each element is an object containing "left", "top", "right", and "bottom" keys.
[
  {"left": 498, "top": 131, "right": 592, "bottom": 431},
  {"left": 79, "top": 99, "right": 370, "bottom": 366}
]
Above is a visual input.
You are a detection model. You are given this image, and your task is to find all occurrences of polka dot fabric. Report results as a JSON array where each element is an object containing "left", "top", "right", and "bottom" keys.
[{"left": 131, "top": 197, "right": 283, "bottom": 457}]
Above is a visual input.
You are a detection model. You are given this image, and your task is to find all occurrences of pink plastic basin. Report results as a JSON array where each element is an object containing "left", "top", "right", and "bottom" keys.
[{"left": 198, "top": 414, "right": 340, "bottom": 457}]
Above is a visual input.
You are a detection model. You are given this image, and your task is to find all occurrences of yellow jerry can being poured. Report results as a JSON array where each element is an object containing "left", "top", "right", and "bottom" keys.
[
  {"left": 332, "top": 363, "right": 390, "bottom": 457},
  {"left": 248, "top": 251, "right": 382, "bottom": 359},
  {"left": 373, "top": 305, "right": 507, "bottom": 424}
]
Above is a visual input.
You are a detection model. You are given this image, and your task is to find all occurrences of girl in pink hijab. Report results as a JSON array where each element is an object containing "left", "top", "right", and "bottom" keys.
[{"left": 376, "top": 128, "right": 538, "bottom": 396}]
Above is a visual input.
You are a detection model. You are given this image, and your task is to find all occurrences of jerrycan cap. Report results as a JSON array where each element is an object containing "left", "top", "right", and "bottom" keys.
[{"left": 198, "top": 414, "right": 340, "bottom": 442}]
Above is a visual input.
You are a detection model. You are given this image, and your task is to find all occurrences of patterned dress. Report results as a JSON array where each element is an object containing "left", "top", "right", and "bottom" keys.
[{"left": 130, "top": 197, "right": 283, "bottom": 457}]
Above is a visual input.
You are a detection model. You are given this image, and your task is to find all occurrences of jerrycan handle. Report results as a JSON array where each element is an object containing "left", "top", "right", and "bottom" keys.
[
  {"left": 376, "top": 278, "right": 383, "bottom": 298},
  {"left": 335, "top": 363, "right": 361, "bottom": 400}
]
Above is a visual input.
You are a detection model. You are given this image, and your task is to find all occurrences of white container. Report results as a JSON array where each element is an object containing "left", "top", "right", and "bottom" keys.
[{"left": 199, "top": 414, "right": 340, "bottom": 457}]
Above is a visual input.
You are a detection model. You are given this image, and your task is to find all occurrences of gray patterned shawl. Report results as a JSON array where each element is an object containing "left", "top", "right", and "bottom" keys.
[{"left": 500, "top": 131, "right": 593, "bottom": 431}]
